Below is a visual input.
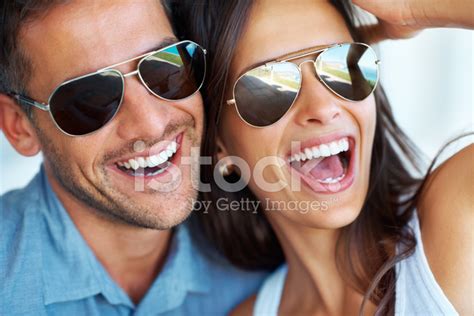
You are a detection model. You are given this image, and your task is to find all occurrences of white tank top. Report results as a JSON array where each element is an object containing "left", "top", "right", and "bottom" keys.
[{"left": 253, "top": 212, "right": 459, "bottom": 315}]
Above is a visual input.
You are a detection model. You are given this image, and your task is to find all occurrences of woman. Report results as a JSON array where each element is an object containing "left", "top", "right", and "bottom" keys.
[{"left": 169, "top": 0, "right": 473, "bottom": 314}]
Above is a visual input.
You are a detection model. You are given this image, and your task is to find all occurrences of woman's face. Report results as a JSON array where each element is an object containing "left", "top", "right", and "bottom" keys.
[{"left": 218, "top": 0, "right": 376, "bottom": 229}]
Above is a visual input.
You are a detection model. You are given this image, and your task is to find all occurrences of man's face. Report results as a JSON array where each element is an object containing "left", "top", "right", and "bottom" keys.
[{"left": 20, "top": 0, "right": 204, "bottom": 229}]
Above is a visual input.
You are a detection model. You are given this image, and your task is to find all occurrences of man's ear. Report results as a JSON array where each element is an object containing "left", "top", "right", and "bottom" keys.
[{"left": 0, "top": 93, "right": 41, "bottom": 156}]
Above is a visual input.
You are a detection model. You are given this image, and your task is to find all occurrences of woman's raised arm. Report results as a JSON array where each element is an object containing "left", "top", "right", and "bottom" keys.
[{"left": 352, "top": 0, "right": 474, "bottom": 42}]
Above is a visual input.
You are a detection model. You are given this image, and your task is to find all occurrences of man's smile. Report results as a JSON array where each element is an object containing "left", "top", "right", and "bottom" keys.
[{"left": 114, "top": 133, "right": 183, "bottom": 178}]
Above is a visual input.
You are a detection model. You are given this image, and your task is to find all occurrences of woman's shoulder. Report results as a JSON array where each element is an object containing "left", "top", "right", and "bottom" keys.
[
  {"left": 230, "top": 295, "right": 256, "bottom": 316},
  {"left": 418, "top": 143, "right": 473, "bottom": 224},
  {"left": 417, "top": 143, "right": 473, "bottom": 314}
]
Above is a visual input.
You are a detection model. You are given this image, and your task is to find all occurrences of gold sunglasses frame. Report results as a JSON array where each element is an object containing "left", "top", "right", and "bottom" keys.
[
  {"left": 226, "top": 42, "right": 381, "bottom": 128},
  {"left": 9, "top": 40, "right": 207, "bottom": 136}
]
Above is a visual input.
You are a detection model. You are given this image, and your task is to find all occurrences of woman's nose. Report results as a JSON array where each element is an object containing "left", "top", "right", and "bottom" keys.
[{"left": 291, "top": 62, "right": 342, "bottom": 126}]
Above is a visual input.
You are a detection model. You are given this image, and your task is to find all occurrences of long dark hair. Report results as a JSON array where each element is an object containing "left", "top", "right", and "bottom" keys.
[{"left": 168, "top": 1, "right": 425, "bottom": 314}]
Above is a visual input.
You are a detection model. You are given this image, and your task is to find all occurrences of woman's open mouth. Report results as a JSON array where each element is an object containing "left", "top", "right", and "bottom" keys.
[{"left": 287, "top": 136, "right": 355, "bottom": 194}]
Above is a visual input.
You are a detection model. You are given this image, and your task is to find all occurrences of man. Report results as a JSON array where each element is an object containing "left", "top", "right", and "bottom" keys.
[{"left": 0, "top": 1, "right": 265, "bottom": 315}]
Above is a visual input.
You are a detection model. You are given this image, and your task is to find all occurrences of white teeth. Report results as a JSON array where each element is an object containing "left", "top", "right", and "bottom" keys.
[
  {"left": 129, "top": 159, "right": 139, "bottom": 170},
  {"left": 159, "top": 151, "right": 168, "bottom": 161},
  {"left": 116, "top": 139, "right": 179, "bottom": 171},
  {"left": 329, "top": 142, "right": 339, "bottom": 155},
  {"left": 156, "top": 154, "right": 167, "bottom": 165},
  {"left": 147, "top": 167, "right": 167, "bottom": 177},
  {"left": 288, "top": 137, "right": 350, "bottom": 163},
  {"left": 171, "top": 142, "right": 177, "bottom": 153},
  {"left": 137, "top": 157, "right": 146, "bottom": 168},
  {"left": 149, "top": 155, "right": 159, "bottom": 167},
  {"left": 317, "top": 173, "right": 345, "bottom": 184},
  {"left": 145, "top": 157, "right": 154, "bottom": 167},
  {"left": 319, "top": 144, "right": 331, "bottom": 157},
  {"left": 343, "top": 140, "right": 349, "bottom": 151},
  {"left": 312, "top": 147, "right": 320, "bottom": 158},
  {"left": 338, "top": 139, "right": 345, "bottom": 149}
]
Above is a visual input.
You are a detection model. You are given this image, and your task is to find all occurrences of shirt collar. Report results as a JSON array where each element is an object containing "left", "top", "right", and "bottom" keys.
[
  {"left": 39, "top": 166, "right": 129, "bottom": 306},
  {"left": 38, "top": 166, "right": 211, "bottom": 311},
  {"left": 136, "top": 223, "right": 211, "bottom": 315}
]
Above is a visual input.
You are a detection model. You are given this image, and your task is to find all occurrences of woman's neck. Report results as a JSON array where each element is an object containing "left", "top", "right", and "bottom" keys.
[{"left": 269, "top": 215, "right": 375, "bottom": 316}]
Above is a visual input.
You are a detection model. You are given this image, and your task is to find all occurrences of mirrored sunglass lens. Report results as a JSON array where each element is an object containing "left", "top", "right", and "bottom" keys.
[
  {"left": 316, "top": 43, "right": 378, "bottom": 101},
  {"left": 234, "top": 63, "right": 301, "bottom": 127},
  {"left": 139, "top": 42, "right": 206, "bottom": 100},
  {"left": 49, "top": 70, "right": 123, "bottom": 135}
]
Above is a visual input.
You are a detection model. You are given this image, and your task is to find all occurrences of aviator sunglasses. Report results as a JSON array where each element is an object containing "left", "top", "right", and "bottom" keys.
[
  {"left": 9, "top": 40, "right": 206, "bottom": 136},
  {"left": 227, "top": 42, "right": 380, "bottom": 127}
]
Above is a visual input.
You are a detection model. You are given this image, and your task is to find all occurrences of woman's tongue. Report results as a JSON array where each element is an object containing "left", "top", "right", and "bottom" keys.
[{"left": 297, "top": 155, "right": 344, "bottom": 180}]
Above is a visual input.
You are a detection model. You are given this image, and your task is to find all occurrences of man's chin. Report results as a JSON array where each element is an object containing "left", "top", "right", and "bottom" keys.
[
  {"left": 49, "top": 164, "right": 196, "bottom": 231},
  {"left": 86, "top": 192, "right": 196, "bottom": 230}
]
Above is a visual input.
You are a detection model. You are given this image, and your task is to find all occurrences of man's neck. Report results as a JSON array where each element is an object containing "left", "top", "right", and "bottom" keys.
[{"left": 46, "top": 169, "right": 172, "bottom": 304}]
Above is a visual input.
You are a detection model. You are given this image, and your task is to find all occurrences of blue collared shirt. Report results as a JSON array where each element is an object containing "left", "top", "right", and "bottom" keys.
[{"left": 0, "top": 167, "right": 267, "bottom": 315}]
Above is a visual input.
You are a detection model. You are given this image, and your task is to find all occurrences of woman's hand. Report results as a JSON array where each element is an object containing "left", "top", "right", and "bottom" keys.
[{"left": 352, "top": 0, "right": 474, "bottom": 42}]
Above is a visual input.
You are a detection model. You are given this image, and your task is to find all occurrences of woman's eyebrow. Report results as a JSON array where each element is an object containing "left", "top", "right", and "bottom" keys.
[
  {"left": 235, "top": 43, "right": 336, "bottom": 78},
  {"left": 235, "top": 55, "right": 280, "bottom": 79}
]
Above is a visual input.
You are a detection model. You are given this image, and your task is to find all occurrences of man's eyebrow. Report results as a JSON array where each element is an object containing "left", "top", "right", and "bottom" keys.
[
  {"left": 99, "top": 37, "right": 180, "bottom": 71},
  {"left": 149, "top": 36, "right": 179, "bottom": 52}
]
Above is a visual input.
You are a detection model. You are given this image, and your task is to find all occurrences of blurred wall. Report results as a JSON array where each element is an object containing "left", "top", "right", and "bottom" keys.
[{"left": 1, "top": 28, "right": 473, "bottom": 194}]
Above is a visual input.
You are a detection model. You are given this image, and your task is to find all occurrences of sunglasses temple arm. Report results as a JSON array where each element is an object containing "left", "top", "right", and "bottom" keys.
[{"left": 8, "top": 93, "right": 49, "bottom": 111}]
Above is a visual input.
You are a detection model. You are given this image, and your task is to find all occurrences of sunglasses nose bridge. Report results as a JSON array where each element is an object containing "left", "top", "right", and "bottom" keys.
[
  {"left": 122, "top": 69, "right": 154, "bottom": 98},
  {"left": 297, "top": 59, "right": 315, "bottom": 69},
  {"left": 297, "top": 60, "right": 320, "bottom": 85},
  {"left": 123, "top": 69, "right": 139, "bottom": 78}
]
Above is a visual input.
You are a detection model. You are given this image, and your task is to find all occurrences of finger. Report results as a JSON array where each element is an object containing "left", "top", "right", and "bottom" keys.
[
  {"left": 351, "top": 0, "right": 408, "bottom": 24},
  {"left": 380, "top": 23, "right": 423, "bottom": 40},
  {"left": 356, "top": 21, "right": 422, "bottom": 44},
  {"left": 351, "top": 0, "right": 390, "bottom": 13}
]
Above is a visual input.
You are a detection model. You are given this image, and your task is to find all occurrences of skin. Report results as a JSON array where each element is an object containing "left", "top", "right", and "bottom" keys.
[
  {"left": 225, "top": 0, "right": 473, "bottom": 315},
  {"left": 352, "top": 0, "right": 474, "bottom": 42},
  {"left": 0, "top": 0, "right": 203, "bottom": 304}
]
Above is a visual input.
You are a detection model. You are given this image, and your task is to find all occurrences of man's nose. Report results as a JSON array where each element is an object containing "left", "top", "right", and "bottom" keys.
[{"left": 114, "top": 78, "right": 172, "bottom": 140}]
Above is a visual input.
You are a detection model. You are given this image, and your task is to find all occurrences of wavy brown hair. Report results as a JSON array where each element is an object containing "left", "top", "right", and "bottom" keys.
[{"left": 167, "top": 0, "right": 425, "bottom": 314}]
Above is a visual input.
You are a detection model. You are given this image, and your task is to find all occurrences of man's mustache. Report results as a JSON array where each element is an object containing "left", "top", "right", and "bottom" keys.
[{"left": 101, "top": 117, "right": 195, "bottom": 164}]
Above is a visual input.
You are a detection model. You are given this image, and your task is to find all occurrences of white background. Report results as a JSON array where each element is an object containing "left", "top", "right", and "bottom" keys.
[{"left": 1, "top": 28, "right": 473, "bottom": 194}]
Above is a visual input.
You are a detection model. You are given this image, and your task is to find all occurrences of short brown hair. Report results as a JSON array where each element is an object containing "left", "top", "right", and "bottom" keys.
[{"left": 0, "top": 0, "right": 68, "bottom": 116}]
